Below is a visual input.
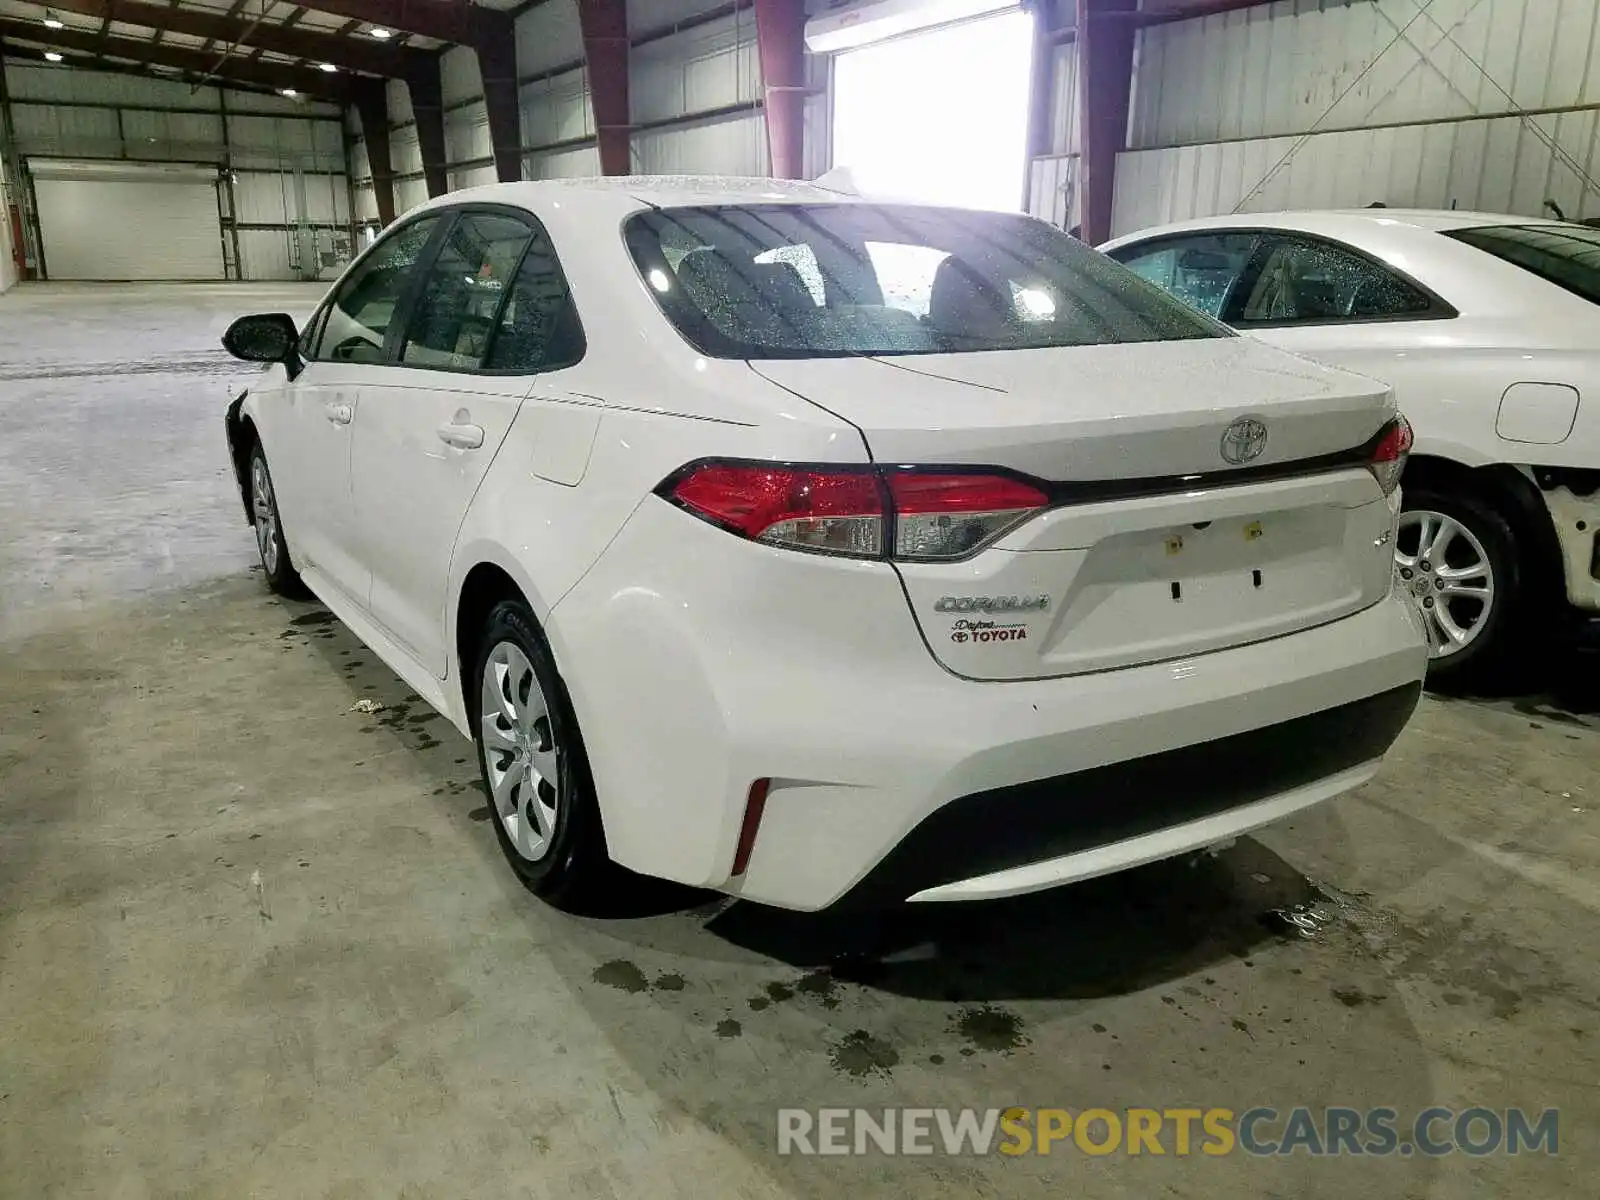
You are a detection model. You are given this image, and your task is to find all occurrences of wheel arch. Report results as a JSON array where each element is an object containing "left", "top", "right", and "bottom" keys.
[
  {"left": 225, "top": 397, "right": 259, "bottom": 525},
  {"left": 452, "top": 556, "right": 616, "bottom": 858},
  {"left": 450, "top": 550, "right": 564, "bottom": 720},
  {"left": 1404, "top": 454, "right": 1566, "bottom": 605}
]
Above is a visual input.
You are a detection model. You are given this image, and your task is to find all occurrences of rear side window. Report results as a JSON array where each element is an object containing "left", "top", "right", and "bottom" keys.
[
  {"left": 1446, "top": 224, "right": 1600, "bottom": 306},
  {"left": 484, "top": 231, "right": 586, "bottom": 372},
  {"left": 625, "top": 204, "right": 1227, "bottom": 360},
  {"left": 1237, "top": 235, "right": 1436, "bottom": 324}
]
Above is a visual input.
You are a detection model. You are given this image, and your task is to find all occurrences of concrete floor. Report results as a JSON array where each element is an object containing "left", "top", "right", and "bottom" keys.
[{"left": 1, "top": 282, "right": 1596, "bottom": 1199}]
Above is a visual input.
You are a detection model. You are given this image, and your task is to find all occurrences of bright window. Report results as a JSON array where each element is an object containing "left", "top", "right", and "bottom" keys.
[{"left": 831, "top": 8, "right": 1035, "bottom": 213}]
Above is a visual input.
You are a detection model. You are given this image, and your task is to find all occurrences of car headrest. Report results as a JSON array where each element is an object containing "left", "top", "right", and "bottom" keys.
[{"left": 926, "top": 257, "right": 1013, "bottom": 341}]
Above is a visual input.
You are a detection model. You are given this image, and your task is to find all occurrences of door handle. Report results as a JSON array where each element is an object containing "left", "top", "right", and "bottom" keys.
[
  {"left": 326, "top": 402, "right": 353, "bottom": 426},
  {"left": 437, "top": 421, "right": 485, "bottom": 450}
]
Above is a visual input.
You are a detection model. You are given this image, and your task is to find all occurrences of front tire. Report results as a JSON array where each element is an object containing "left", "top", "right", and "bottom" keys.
[
  {"left": 471, "top": 599, "right": 611, "bottom": 908},
  {"left": 248, "top": 442, "right": 304, "bottom": 596},
  {"left": 1395, "top": 485, "right": 1523, "bottom": 687}
]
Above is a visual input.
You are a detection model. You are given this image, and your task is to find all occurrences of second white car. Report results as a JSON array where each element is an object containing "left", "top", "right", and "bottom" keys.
[{"left": 1105, "top": 210, "right": 1600, "bottom": 685}]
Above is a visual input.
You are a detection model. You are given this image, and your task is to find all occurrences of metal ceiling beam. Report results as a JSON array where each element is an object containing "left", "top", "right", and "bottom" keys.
[
  {"left": 26, "top": 0, "right": 406, "bottom": 75},
  {"left": 1, "top": 37, "right": 300, "bottom": 103},
  {"left": 290, "top": 0, "right": 488, "bottom": 44},
  {"left": 577, "top": 0, "right": 628, "bottom": 175},
  {"left": 753, "top": 0, "right": 804, "bottom": 179},
  {"left": 0, "top": 17, "right": 352, "bottom": 99},
  {"left": 1131, "top": 0, "right": 1280, "bottom": 25}
]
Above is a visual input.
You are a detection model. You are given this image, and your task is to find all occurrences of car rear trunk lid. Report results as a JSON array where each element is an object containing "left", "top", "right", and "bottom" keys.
[{"left": 750, "top": 337, "right": 1399, "bottom": 679}]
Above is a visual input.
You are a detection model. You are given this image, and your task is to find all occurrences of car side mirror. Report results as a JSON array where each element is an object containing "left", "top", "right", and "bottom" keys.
[{"left": 223, "top": 312, "right": 303, "bottom": 380}]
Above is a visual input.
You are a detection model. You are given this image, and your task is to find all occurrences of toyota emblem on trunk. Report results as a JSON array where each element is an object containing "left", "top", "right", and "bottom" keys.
[{"left": 1220, "top": 417, "right": 1268, "bottom": 465}]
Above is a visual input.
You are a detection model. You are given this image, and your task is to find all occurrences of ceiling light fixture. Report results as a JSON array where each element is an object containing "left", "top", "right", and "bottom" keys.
[
  {"left": 45, "top": 50, "right": 63, "bottom": 61},
  {"left": 280, "top": 87, "right": 298, "bottom": 97},
  {"left": 319, "top": 62, "right": 337, "bottom": 72},
  {"left": 43, "top": 13, "right": 65, "bottom": 29},
  {"left": 368, "top": 26, "right": 392, "bottom": 39}
]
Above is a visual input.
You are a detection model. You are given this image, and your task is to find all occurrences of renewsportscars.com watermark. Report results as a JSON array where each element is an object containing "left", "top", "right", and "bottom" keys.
[{"left": 776, "top": 1107, "right": 1560, "bottom": 1158}]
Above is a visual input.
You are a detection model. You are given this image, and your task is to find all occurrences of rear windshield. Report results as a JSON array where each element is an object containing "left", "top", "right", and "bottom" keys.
[
  {"left": 1445, "top": 223, "right": 1600, "bottom": 306},
  {"left": 624, "top": 204, "right": 1228, "bottom": 359}
]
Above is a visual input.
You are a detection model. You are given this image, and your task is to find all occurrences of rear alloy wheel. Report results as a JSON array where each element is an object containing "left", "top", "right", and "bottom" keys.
[
  {"left": 472, "top": 599, "right": 611, "bottom": 907},
  {"left": 481, "top": 640, "right": 562, "bottom": 863},
  {"left": 248, "top": 443, "right": 303, "bottom": 595},
  {"left": 1394, "top": 487, "right": 1520, "bottom": 686}
]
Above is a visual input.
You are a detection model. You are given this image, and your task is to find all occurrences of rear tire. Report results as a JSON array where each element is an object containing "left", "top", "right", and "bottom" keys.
[
  {"left": 248, "top": 442, "right": 304, "bottom": 597},
  {"left": 1396, "top": 485, "right": 1525, "bottom": 688},
  {"left": 470, "top": 598, "right": 613, "bottom": 909}
]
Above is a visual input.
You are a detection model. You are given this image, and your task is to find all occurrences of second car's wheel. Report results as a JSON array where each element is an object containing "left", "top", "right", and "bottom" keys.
[
  {"left": 1394, "top": 485, "right": 1522, "bottom": 687},
  {"left": 248, "top": 442, "right": 304, "bottom": 596},
  {"left": 472, "top": 598, "right": 611, "bottom": 909}
]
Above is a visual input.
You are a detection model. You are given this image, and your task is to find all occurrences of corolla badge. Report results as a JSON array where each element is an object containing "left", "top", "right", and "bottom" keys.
[
  {"left": 1220, "top": 417, "right": 1268, "bottom": 465},
  {"left": 935, "top": 595, "right": 1050, "bottom": 613}
]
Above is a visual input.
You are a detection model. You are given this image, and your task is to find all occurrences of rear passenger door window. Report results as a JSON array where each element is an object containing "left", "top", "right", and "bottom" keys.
[
  {"left": 483, "top": 219, "right": 586, "bottom": 372},
  {"left": 312, "top": 215, "right": 440, "bottom": 364},
  {"left": 1109, "top": 233, "right": 1256, "bottom": 319},
  {"left": 1237, "top": 235, "right": 1438, "bottom": 326}
]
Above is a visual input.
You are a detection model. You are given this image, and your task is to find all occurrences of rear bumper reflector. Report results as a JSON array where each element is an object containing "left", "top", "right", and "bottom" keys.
[{"left": 731, "top": 778, "right": 771, "bottom": 877}]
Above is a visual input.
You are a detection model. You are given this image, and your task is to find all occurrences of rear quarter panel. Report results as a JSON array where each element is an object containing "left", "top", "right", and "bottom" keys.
[{"left": 444, "top": 357, "right": 866, "bottom": 716}]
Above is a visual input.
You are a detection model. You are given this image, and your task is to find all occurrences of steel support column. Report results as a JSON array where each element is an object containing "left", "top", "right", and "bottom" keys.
[
  {"left": 353, "top": 77, "right": 397, "bottom": 225},
  {"left": 472, "top": 10, "right": 522, "bottom": 184},
  {"left": 403, "top": 52, "right": 449, "bottom": 199},
  {"left": 1077, "top": 0, "right": 1136, "bottom": 245},
  {"left": 753, "top": 0, "right": 805, "bottom": 179},
  {"left": 577, "top": 0, "right": 630, "bottom": 176}
]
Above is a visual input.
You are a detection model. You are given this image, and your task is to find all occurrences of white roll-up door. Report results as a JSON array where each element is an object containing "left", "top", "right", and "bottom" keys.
[{"left": 30, "top": 159, "right": 225, "bottom": 282}]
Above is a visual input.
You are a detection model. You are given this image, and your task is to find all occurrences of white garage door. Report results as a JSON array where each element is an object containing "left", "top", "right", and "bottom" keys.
[{"left": 30, "top": 159, "right": 225, "bottom": 281}]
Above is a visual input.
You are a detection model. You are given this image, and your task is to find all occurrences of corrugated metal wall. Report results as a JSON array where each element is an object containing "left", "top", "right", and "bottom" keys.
[
  {"left": 350, "top": 0, "right": 777, "bottom": 222},
  {"left": 1115, "top": 0, "right": 1600, "bottom": 234},
  {"left": 1028, "top": 39, "right": 1079, "bottom": 230},
  {"left": 0, "top": 58, "right": 350, "bottom": 280}
]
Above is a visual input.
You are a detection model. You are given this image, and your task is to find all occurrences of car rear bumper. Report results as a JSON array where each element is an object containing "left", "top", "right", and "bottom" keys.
[
  {"left": 550, "top": 499, "right": 1430, "bottom": 911},
  {"left": 837, "top": 683, "right": 1418, "bottom": 905}
]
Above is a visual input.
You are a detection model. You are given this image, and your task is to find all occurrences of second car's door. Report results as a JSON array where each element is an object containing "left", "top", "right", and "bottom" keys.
[{"left": 348, "top": 207, "right": 586, "bottom": 677}]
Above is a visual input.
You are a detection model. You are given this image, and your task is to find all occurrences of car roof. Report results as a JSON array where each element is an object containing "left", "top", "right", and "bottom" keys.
[
  {"left": 1101, "top": 208, "right": 1568, "bottom": 248},
  {"left": 410, "top": 174, "right": 862, "bottom": 221}
]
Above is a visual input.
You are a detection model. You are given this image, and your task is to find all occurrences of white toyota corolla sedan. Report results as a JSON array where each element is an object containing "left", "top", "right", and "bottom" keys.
[
  {"left": 1103, "top": 211, "right": 1600, "bottom": 685},
  {"left": 221, "top": 177, "right": 1427, "bottom": 911}
]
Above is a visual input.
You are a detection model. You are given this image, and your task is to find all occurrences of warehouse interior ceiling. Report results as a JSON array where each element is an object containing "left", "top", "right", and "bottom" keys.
[{"left": 831, "top": 6, "right": 1035, "bottom": 212}]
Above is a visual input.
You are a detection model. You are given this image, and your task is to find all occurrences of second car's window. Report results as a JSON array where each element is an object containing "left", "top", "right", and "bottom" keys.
[
  {"left": 1111, "top": 234, "right": 1256, "bottom": 319},
  {"left": 400, "top": 214, "right": 534, "bottom": 370},
  {"left": 1445, "top": 223, "right": 1600, "bottom": 306},
  {"left": 313, "top": 216, "right": 439, "bottom": 364},
  {"left": 1238, "top": 236, "right": 1434, "bottom": 324}
]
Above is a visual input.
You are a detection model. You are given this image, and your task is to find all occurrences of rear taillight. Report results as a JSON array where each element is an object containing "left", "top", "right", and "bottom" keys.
[
  {"left": 885, "top": 471, "right": 1049, "bottom": 560},
  {"left": 668, "top": 464, "right": 885, "bottom": 557},
  {"left": 1368, "top": 416, "right": 1413, "bottom": 496},
  {"left": 662, "top": 462, "right": 1048, "bottom": 561}
]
